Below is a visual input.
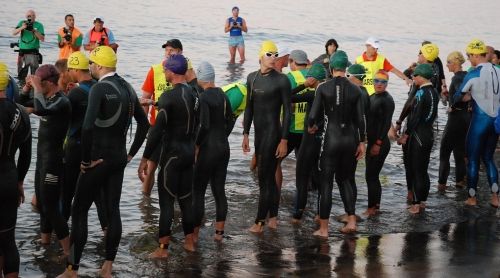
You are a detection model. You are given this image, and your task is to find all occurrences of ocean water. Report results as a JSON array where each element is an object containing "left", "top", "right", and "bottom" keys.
[{"left": 1, "top": 0, "right": 499, "bottom": 277}]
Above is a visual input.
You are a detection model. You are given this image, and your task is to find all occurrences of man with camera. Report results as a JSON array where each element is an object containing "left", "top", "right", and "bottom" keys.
[
  {"left": 12, "top": 9, "right": 45, "bottom": 85},
  {"left": 224, "top": 6, "right": 248, "bottom": 64},
  {"left": 83, "top": 17, "right": 118, "bottom": 52},
  {"left": 57, "top": 14, "right": 83, "bottom": 59}
]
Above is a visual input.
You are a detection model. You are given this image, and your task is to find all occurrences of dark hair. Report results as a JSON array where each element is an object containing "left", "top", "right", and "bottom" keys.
[
  {"left": 325, "top": 39, "right": 338, "bottom": 55},
  {"left": 65, "top": 14, "right": 73, "bottom": 20},
  {"left": 36, "top": 64, "right": 60, "bottom": 85},
  {"left": 421, "top": 40, "right": 432, "bottom": 46},
  {"left": 494, "top": 50, "right": 500, "bottom": 59}
]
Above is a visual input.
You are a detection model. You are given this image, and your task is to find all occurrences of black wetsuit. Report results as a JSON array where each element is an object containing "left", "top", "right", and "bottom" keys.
[
  {"left": 308, "top": 76, "right": 365, "bottom": 218},
  {"left": 404, "top": 83, "right": 439, "bottom": 204},
  {"left": 143, "top": 83, "right": 199, "bottom": 238},
  {"left": 438, "top": 71, "right": 469, "bottom": 185},
  {"left": 33, "top": 91, "right": 71, "bottom": 240},
  {"left": 0, "top": 98, "right": 31, "bottom": 275},
  {"left": 290, "top": 85, "right": 323, "bottom": 220},
  {"left": 67, "top": 74, "right": 149, "bottom": 269},
  {"left": 365, "top": 91, "right": 394, "bottom": 209},
  {"left": 63, "top": 80, "right": 107, "bottom": 230},
  {"left": 243, "top": 69, "right": 291, "bottom": 225},
  {"left": 193, "top": 87, "right": 234, "bottom": 228}
]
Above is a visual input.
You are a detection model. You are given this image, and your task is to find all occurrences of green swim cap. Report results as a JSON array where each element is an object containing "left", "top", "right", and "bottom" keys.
[
  {"left": 347, "top": 64, "right": 366, "bottom": 81},
  {"left": 329, "top": 50, "right": 349, "bottom": 70},
  {"left": 306, "top": 63, "right": 326, "bottom": 81},
  {"left": 413, "top": 63, "right": 433, "bottom": 79}
]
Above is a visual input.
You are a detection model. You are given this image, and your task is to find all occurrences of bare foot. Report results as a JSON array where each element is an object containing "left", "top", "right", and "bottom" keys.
[
  {"left": 314, "top": 215, "right": 320, "bottom": 224},
  {"left": 214, "top": 233, "right": 223, "bottom": 241},
  {"left": 100, "top": 260, "right": 113, "bottom": 278},
  {"left": 249, "top": 223, "right": 264, "bottom": 233},
  {"left": 184, "top": 234, "right": 195, "bottom": 252},
  {"left": 193, "top": 226, "right": 200, "bottom": 243},
  {"left": 362, "top": 207, "right": 379, "bottom": 217},
  {"left": 56, "top": 269, "right": 78, "bottom": 278},
  {"left": 408, "top": 204, "right": 421, "bottom": 214},
  {"left": 41, "top": 233, "right": 51, "bottom": 245},
  {"left": 464, "top": 197, "right": 477, "bottom": 206},
  {"left": 419, "top": 202, "right": 426, "bottom": 209},
  {"left": 490, "top": 193, "right": 499, "bottom": 208},
  {"left": 290, "top": 218, "right": 301, "bottom": 225},
  {"left": 268, "top": 217, "right": 278, "bottom": 229},
  {"left": 313, "top": 219, "right": 329, "bottom": 238},
  {"left": 239, "top": 59, "right": 245, "bottom": 64},
  {"left": 437, "top": 184, "right": 447, "bottom": 192},
  {"left": 455, "top": 181, "right": 466, "bottom": 188},
  {"left": 339, "top": 215, "right": 357, "bottom": 234},
  {"left": 214, "top": 221, "right": 225, "bottom": 241},
  {"left": 149, "top": 247, "right": 169, "bottom": 259}
]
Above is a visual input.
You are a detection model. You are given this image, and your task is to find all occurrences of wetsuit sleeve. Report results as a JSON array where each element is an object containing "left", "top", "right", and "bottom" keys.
[
  {"left": 143, "top": 105, "right": 167, "bottom": 160},
  {"left": 128, "top": 92, "right": 150, "bottom": 158},
  {"left": 243, "top": 75, "right": 254, "bottom": 135},
  {"left": 405, "top": 89, "right": 427, "bottom": 135},
  {"left": 376, "top": 95, "right": 395, "bottom": 141},
  {"left": 291, "top": 89, "right": 315, "bottom": 103},
  {"left": 291, "top": 84, "right": 306, "bottom": 95},
  {"left": 397, "top": 84, "right": 417, "bottom": 123},
  {"left": 33, "top": 92, "right": 70, "bottom": 116},
  {"left": 195, "top": 95, "right": 210, "bottom": 146},
  {"left": 81, "top": 84, "right": 106, "bottom": 163},
  {"left": 280, "top": 75, "right": 292, "bottom": 140},
  {"left": 308, "top": 84, "right": 324, "bottom": 127},
  {"left": 453, "top": 70, "right": 476, "bottom": 104},
  {"left": 224, "top": 94, "right": 236, "bottom": 136},
  {"left": 354, "top": 87, "right": 366, "bottom": 143},
  {"left": 16, "top": 110, "right": 32, "bottom": 181},
  {"left": 18, "top": 90, "right": 34, "bottom": 107}
]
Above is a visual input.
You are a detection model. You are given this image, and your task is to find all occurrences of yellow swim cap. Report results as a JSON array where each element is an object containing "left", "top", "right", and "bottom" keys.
[
  {"left": 447, "top": 51, "right": 465, "bottom": 65},
  {"left": 259, "top": 40, "right": 278, "bottom": 58},
  {"left": 67, "top": 51, "right": 90, "bottom": 70},
  {"left": 466, "top": 39, "right": 487, "bottom": 55},
  {"left": 89, "top": 46, "right": 117, "bottom": 68},
  {"left": 420, "top": 43, "right": 439, "bottom": 62},
  {"left": 0, "top": 62, "right": 9, "bottom": 91}
]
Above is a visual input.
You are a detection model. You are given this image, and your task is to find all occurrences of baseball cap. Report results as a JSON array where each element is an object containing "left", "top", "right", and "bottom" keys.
[
  {"left": 93, "top": 17, "right": 104, "bottom": 23},
  {"left": 232, "top": 6, "right": 239, "bottom": 11},
  {"left": 289, "top": 50, "right": 308, "bottom": 65},
  {"left": 162, "top": 39, "right": 183, "bottom": 50},
  {"left": 365, "top": 37, "right": 380, "bottom": 49}
]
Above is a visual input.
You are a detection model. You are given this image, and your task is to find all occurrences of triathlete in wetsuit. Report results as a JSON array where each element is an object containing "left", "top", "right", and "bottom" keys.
[
  {"left": 242, "top": 41, "right": 291, "bottom": 233},
  {"left": 60, "top": 46, "right": 149, "bottom": 278},
  {"left": 140, "top": 54, "right": 198, "bottom": 258},
  {"left": 0, "top": 65, "right": 31, "bottom": 278},
  {"left": 399, "top": 64, "right": 439, "bottom": 214},
  {"left": 308, "top": 51, "right": 366, "bottom": 236},
  {"left": 290, "top": 63, "right": 325, "bottom": 222},
  {"left": 364, "top": 70, "right": 395, "bottom": 216},
  {"left": 192, "top": 61, "right": 234, "bottom": 242},
  {"left": 437, "top": 51, "right": 469, "bottom": 191},
  {"left": 63, "top": 52, "right": 107, "bottom": 232},
  {"left": 453, "top": 39, "right": 500, "bottom": 207},
  {"left": 30, "top": 65, "right": 71, "bottom": 254}
]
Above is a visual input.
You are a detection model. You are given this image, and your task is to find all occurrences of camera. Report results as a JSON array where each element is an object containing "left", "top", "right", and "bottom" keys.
[
  {"left": 233, "top": 21, "right": 238, "bottom": 26},
  {"left": 98, "top": 37, "right": 106, "bottom": 46},
  {"left": 63, "top": 27, "right": 72, "bottom": 42},
  {"left": 25, "top": 17, "right": 34, "bottom": 31},
  {"left": 10, "top": 42, "right": 19, "bottom": 49}
]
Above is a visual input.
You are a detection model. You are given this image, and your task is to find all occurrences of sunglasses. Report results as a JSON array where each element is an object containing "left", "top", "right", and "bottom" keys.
[
  {"left": 374, "top": 79, "right": 388, "bottom": 84},
  {"left": 265, "top": 52, "right": 279, "bottom": 58},
  {"left": 346, "top": 73, "right": 365, "bottom": 78}
]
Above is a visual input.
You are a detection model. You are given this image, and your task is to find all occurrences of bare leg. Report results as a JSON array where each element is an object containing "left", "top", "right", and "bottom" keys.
[
  {"left": 184, "top": 234, "right": 195, "bottom": 252},
  {"left": 237, "top": 45, "right": 245, "bottom": 63},
  {"left": 59, "top": 236, "right": 70, "bottom": 257},
  {"left": 228, "top": 46, "right": 236, "bottom": 64},
  {"left": 250, "top": 153, "right": 257, "bottom": 171},
  {"left": 41, "top": 233, "right": 51, "bottom": 245},
  {"left": 193, "top": 226, "right": 200, "bottom": 243},
  {"left": 142, "top": 161, "right": 157, "bottom": 196}
]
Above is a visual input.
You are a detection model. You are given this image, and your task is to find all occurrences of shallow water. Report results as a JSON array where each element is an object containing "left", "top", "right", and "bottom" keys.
[{"left": 1, "top": 0, "right": 500, "bottom": 277}]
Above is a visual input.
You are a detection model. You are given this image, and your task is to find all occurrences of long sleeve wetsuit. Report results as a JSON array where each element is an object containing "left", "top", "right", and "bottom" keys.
[
  {"left": 438, "top": 71, "right": 469, "bottom": 185},
  {"left": 365, "top": 91, "right": 394, "bottom": 209},
  {"left": 0, "top": 98, "right": 31, "bottom": 275},
  {"left": 143, "top": 83, "right": 199, "bottom": 238},
  {"left": 405, "top": 83, "right": 439, "bottom": 204},
  {"left": 308, "top": 76, "right": 366, "bottom": 218},
  {"left": 193, "top": 87, "right": 234, "bottom": 228},
  {"left": 67, "top": 74, "right": 149, "bottom": 270},
  {"left": 243, "top": 69, "right": 291, "bottom": 225},
  {"left": 33, "top": 91, "right": 71, "bottom": 240}
]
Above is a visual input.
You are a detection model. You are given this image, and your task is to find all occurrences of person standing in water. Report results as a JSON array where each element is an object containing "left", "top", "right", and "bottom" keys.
[
  {"left": 308, "top": 51, "right": 366, "bottom": 236},
  {"left": 224, "top": 6, "right": 248, "bottom": 64},
  {"left": 242, "top": 40, "right": 291, "bottom": 233}
]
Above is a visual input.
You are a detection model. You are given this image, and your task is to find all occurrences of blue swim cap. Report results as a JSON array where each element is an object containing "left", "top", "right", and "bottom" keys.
[{"left": 163, "top": 54, "right": 188, "bottom": 75}]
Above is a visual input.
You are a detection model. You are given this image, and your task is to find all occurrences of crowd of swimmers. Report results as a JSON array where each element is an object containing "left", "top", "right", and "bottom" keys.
[{"left": 1, "top": 8, "right": 500, "bottom": 278}]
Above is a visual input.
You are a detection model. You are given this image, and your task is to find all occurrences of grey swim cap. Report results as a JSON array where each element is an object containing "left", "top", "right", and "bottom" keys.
[{"left": 196, "top": 61, "right": 215, "bottom": 83}]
